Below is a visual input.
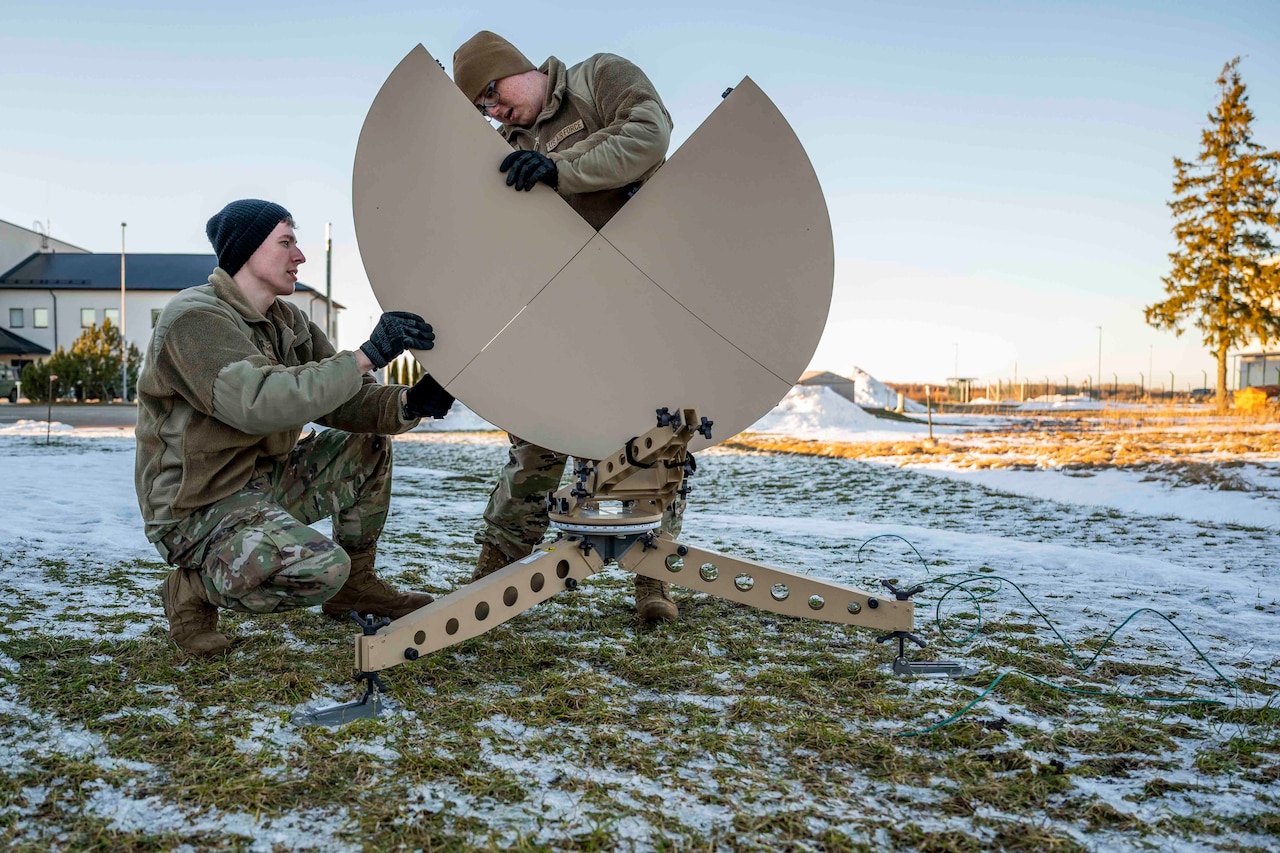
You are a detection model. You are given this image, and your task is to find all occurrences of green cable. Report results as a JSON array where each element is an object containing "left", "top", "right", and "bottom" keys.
[
  {"left": 930, "top": 575, "right": 1239, "bottom": 689},
  {"left": 854, "top": 536, "right": 1255, "bottom": 736},
  {"left": 855, "top": 534, "right": 932, "bottom": 574}
]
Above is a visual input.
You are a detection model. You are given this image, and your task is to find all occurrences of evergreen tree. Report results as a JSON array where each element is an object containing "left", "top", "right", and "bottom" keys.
[{"left": 1145, "top": 58, "right": 1280, "bottom": 409}]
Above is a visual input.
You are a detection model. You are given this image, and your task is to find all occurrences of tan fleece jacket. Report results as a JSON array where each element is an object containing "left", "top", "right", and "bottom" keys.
[
  {"left": 134, "top": 269, "right": 416, "bottom": 541},
  {"left": 503, "top": 53, "right": 673, "bottom": 230}
]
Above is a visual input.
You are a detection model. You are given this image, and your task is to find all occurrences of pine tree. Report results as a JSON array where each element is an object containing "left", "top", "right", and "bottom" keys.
[{"left": 1145, "top": 58, "right": 1280, "bottom": 409}]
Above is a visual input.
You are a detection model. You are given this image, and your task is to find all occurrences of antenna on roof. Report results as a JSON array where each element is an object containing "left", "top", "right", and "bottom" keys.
[{"left": 31, "top": 221, "right": 48, "bottom": 251}]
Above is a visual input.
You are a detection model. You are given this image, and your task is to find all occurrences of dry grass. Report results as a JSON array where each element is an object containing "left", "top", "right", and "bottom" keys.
[{"left": 728, "top": 406, "right": 1280, "bottom": 476}]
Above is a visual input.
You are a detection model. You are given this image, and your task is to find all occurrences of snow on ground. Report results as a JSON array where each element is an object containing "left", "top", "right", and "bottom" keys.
[
  {"left": 907, "top": 462, "right": 1280, "bottom": 531},
  {"left": 3, "top": 412, "right": 1275, "bottom": 670},
  {"left": 2, "top": 396, "right": 1278, "bottom": 850}
]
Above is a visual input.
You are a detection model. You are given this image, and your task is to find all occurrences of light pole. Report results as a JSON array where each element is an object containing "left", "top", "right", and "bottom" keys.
[
  {"left": 1148, "top": 345, "right": 1153, "bottom": 402},
  {"left": 1096, "top": 326, "right": 1102, "bottom": 401},
  {"left": 1169, "top": 370, "right": 1175, "bottom": 402},
  {"left": 120, "top": 222, "right": 128, "bottom": 402},
  {"left": 47, "top": 373, "right": 57, "bottom": 445},
  {"left": 325, "top": 222, "right": 334, "bottom": 340}
]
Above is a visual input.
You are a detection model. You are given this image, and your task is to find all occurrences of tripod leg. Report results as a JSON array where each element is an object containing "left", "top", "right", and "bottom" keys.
[
  {"left": 354, "top": 543, "right": 603, "bottom": 674},
  {"left": 618, "top": 537, "right": 912, "bottom": 633}
]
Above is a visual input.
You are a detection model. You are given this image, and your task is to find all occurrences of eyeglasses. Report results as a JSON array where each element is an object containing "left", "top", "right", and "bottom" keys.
[{"left": 475, "top": 81, "right": 499, "bottom": 116}]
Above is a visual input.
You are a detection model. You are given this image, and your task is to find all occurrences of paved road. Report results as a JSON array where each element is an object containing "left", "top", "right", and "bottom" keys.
[{"left": 0, "top": 402, "right": 138, "bottom": 428}]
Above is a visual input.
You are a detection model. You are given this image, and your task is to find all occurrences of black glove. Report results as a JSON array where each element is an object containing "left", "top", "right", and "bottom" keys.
[
  {"left": 403, "top": 374, "right": 455, "bottom": 419},
  {"left": 360, "top": 311, "right": 435, "bottom": 370},
  {"left": 500, "top": 150, "right": 558, "bottom": 192}
]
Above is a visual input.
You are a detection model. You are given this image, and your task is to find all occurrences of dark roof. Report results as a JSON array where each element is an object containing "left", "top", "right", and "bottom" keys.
[
  {"left": 0, "top": 253, "right": 342, "bottom": 306},
  {"left": 0, "top": 326, "right": 51, "bottom": 356}
]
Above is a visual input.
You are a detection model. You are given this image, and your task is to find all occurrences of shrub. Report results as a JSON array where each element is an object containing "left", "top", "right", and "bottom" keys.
[{"left": 19, "top": 320, "right": 142, "bottom": 402}]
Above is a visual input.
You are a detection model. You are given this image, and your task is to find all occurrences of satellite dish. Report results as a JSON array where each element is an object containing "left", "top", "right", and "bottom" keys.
[{"left": 353, "top": 45, "right": 833, "bottom": 460}]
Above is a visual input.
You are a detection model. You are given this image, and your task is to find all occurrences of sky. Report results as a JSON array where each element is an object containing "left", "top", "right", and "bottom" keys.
[{"left": 2, "top": 0, "right": 1278, "bottom": 389}]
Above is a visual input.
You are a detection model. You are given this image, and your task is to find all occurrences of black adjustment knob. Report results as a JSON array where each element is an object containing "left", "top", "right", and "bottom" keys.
[
  {"left": 565, "top": 577, "right": 579, "bottom": 590},
  {"left": 404, "top": 648, "right": 419, "bottom": 661}
]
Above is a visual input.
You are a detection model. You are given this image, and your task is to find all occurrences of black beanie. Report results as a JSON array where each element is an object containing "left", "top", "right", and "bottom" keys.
[{"left": 205, "top": 199, "right": 292, "bottom": 276}]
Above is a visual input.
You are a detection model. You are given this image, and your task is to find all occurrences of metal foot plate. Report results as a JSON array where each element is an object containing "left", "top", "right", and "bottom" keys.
[
  {"left": 891, "top": 659, "right": 979, "bottom": 678},
  {"left": 291, "top": 693, "right": 393, "bottom": 728}
]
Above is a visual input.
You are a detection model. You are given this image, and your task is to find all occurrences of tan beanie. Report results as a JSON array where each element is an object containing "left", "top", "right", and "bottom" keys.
[{"left": 453, "top": 31, "right": 536, "bottom": 102}]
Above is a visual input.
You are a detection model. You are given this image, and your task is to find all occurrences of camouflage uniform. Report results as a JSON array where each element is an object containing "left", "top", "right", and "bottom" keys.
[
  {"left": 477, "top": 433, "right": 684, "bottom": 558},
  {"left": 160, "top": 428, "right": 390, "bottom": 613}
]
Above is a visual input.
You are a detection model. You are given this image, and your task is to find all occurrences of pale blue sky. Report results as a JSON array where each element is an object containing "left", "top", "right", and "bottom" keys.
[{"left": 2, "top": 0, "right": 1277, "bottom": 388}]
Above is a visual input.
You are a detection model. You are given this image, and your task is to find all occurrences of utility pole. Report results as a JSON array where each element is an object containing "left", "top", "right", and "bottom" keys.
[
  {"left": 325, "top": 222, "right": 334, "bottom": 341},
  {"left": 1152, "top": 343, "right": 1162, "bottom": 399},
  {"left": 1096, "top": 326, "right": 1102, "bottom": 401},
  {"left": 120, "top": 222, "right": 128, "bottom": 402}
]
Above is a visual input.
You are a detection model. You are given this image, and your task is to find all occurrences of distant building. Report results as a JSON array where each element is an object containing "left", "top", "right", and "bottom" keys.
[
  {"left": 0, "top": 219, "right": 89, "bottom": 278},
  {"left": 799, "top": 370, "right": 858, "bottom": 401},
  {"left": 946, "top": 377, "right": 977, "bottom": 404},
  {"left": 1237, "top": 351, "right": 1280, "bottom": 388},
  {"left": 0, "top": 219, "right": 342, "bottom": 374}
]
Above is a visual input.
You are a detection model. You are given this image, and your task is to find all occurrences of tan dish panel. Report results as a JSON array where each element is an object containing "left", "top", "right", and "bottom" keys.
[
  {"left": 353, "top": 46, "right": 833, "bottom": 458},
  {"left": 601, "top": 76, "right": 834, "bottom": 384},
  {"left": 352, "top": 44, "right": 596, "bottom": 386},
  {"left": 448, "top": 234, "right": 794, "bottom": 459}
]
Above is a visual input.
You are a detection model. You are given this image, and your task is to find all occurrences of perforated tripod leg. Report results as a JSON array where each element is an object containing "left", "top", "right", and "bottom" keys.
[
  {"left": 354, "top": 543, "right": 604, "bottom": 674},
  {"left": 618, "top": 537, "right": 913, "bottom": 633}
]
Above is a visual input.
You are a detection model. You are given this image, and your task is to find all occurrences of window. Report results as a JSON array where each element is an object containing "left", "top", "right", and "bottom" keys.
[
  {"left": 151, "top": 308, "right": 162, "bottom": 328},
  {"left": 33, "top": 308, "right": 48, "bottom": 328},
  {"left": 104, "top": 308, "right": 120, "bottom": 327},
  {"left": 9, "top": 308, "right": 23, "bottom": 328},
  {"left": 81, "top": 308, "right": 96, "bottom": 328}
]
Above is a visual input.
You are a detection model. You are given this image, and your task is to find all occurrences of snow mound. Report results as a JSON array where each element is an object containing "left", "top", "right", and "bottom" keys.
[
  {"left": 746, "top": 385, "right": 926, "bottom": 441},
  {"left": 0, "top": 419, "right": 75, "bottom": 436},
  {"left": 847, "top": 366, "right": 926, "bottom": 413}
]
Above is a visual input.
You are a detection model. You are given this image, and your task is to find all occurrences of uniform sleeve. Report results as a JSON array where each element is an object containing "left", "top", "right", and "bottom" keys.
[
  {"left": 307, "top": 320, "right": 421, "bottom": 435},
  {"left": 551, "top": 55, "right": 672, "bottom": 195},
  {"left": 153, "top": 308, "right": 364, "bottom": 436}
]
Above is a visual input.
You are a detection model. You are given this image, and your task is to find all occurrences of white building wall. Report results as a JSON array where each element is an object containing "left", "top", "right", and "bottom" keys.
[
  {"left": 2, "top": 286, "right": 339, "bottom": 360},
  {"left": 1240, "top": 356, "right": 1280, "bottom": 388}
]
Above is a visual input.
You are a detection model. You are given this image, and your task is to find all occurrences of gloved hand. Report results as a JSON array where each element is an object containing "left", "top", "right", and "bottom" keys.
[
  {"left": 403, "top": 373, "right": 455, "bottom": 419},
  {"left": 500, "top": 150, "right": 558, "bottom": 192},
  {"left": 360, "top": 311, "right": 435, "bottom": 370}
]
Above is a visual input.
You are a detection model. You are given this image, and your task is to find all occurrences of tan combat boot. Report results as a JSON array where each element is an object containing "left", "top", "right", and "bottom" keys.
[
  {"left": 159, "top": 569, "right": 231, "bottom": 656},
  {"left": 472, "top": 542, "right": 531, "bottom": 582},
  {"left": 635, "top": 575, "right": 678, "bottom": 623},
  {"left": 321, "top": 545, "right": 434, "bottom": 621}
]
